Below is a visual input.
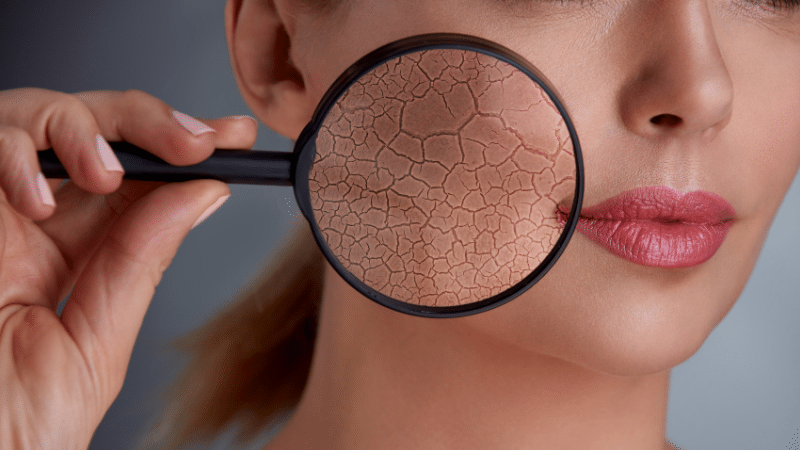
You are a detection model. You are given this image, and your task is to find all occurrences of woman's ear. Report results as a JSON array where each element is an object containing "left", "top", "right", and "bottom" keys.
[{"left": 226, "top": 0, "right": 314, "bottom": 139}]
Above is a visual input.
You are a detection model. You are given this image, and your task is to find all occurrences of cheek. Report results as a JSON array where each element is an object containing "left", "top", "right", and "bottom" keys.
[
  {"left": 722, "top": 19, "right": 800, "bottom": 214},
  {"left": 729, "top": 89, "right": 800, "bottom": 218}
]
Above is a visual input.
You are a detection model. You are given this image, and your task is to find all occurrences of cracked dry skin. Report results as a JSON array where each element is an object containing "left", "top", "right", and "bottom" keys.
[{"left": 309, "top": 49, "right": 576, "bottom": 307}]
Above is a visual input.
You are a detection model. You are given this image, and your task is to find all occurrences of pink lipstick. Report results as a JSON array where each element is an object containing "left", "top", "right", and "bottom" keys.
[{"left": 566, "top": 186, "right": 736, "bottom": 268}]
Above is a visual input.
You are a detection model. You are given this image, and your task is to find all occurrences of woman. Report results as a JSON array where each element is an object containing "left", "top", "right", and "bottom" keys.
[{"left": 2, "top": 0, "right": 799, "bottom": 449}]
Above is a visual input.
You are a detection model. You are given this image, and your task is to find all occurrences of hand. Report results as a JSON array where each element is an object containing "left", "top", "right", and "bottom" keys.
[{"left": 0, "top": 88, "right": 257, "bottom": 449}]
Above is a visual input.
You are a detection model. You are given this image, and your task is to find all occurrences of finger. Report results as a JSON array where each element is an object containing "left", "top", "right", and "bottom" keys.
[
  {"left": 0, "top": 125, "right": 55, "bottom": 220},
  {"left": 36, "top": 116, "right": 254, "bottom": 275},
  {"left": 74, "top": 90, "right": 217, "bottom": 166},
  {"left": 38, "top": 114, "right": 256, "bottom": 258},
  {"left": 0, "top": 88, "right": 124, "bottom": 196},
  {"left": 202, "top": 115, "right": 259, "bottom": 149},
  {"left": 60, "top": 179, "right": 230, "bottom": 400},
  {"left": 36, "top": 180, "right": 165, "bottom": 277},
  {"left": 35, "top": 114, "right": 253, "bottom": 276}
]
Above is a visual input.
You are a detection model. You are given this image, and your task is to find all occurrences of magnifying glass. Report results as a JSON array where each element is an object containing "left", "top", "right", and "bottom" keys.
[{"left": 39, "top": 33, "right": 584, "bottom": 318}]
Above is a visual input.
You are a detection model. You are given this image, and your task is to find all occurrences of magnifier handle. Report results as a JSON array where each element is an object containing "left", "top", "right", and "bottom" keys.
[{"left": 38, "top": 141, "right": 294, "bottom": 186}]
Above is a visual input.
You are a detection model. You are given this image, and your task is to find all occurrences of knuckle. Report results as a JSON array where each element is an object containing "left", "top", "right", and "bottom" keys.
[
  {"left": 0, "top": 89, "right": 84, "bottom": 138},
  {"left": 52, "top": 92, "right": 90, "bottom": 115},
  {"left": 73, "top": 90, "right": 116, "bottom": 109},
  {"left": 120, "top": 89, "right": 157, "bottom": 109},
  {"left": 44, "top": 93, "right": 96, "bottom": 135}
]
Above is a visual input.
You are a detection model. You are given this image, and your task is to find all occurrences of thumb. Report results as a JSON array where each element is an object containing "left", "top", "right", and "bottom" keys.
[{"left": 60, "top": 179, "right": 230, "bottom": 404}]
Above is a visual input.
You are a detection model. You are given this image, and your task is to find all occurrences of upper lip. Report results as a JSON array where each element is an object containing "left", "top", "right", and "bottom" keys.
[{"left": 577, "top": 186, "right": 736, "bottom": 225}]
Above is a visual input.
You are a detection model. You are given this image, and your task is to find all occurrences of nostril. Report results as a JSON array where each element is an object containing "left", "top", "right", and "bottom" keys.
[{"left": 650, "top": 114, "right": 683, "bottom": 127}]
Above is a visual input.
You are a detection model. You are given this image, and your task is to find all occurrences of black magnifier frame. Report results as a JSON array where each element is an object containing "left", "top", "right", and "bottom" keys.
[
  {"left": 39, "top": 33, "right": 584, "bottom": 318},
  {"left": 294, "top": 33, "right": 584, "bottom": 318}
]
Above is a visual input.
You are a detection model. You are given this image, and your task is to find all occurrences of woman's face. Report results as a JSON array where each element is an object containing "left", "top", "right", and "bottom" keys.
[{"left": 288, "top": 0, "right": 800, "bottom": 375}]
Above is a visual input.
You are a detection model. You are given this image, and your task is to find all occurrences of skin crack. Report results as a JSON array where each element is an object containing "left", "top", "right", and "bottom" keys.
[{"left": 309, "top": 49, "right": 576, "bottom": 307}]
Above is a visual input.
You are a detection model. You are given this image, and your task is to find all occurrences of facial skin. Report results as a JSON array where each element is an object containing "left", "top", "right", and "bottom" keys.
[
  {"left": 310, "top": 48, "right": 576, "bottom": 307},
  {"left": 227, "top": 0, "right": 800, "bottom": 448}
]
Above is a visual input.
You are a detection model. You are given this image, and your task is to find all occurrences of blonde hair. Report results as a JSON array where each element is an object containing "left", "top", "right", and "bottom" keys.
[{"left": 150, "top": 222, "right": 325, "bottom": 449}]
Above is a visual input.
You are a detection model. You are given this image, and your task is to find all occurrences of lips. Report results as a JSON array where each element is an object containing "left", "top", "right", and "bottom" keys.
[{"left": 563, "top": 186, "right": 736, "bottom": 268}]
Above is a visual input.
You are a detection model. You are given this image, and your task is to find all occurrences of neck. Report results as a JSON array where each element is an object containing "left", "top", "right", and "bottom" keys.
[{"left": 268, "top": 270, "right": 673, "bottom": 450}]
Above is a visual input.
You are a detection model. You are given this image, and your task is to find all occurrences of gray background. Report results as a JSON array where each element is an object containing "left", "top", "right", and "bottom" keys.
[{"left": 1, "top": 1, "right": 798, "bottom": 449}]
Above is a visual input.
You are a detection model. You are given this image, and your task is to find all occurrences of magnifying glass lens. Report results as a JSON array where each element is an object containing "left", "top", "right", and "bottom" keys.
[{"left": 302, "top": 39, "right": 582, "bottom": 316}]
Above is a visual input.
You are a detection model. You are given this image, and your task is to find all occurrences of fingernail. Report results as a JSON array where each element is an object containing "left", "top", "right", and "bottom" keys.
[
  {"left": 224, "top": 115, "right": 258, "bottom": 125},
  {"left": 191, "top": 194, "right": 230, "bottom": 229},
  {"left": 95, "top": 135, "right": 124, "bottom": 173},
  {"left": 36, "top": 172, "right": 55, "bottom": 207},
  {"left": 171, "top": 110, "right": 216, "bottom": 136}
]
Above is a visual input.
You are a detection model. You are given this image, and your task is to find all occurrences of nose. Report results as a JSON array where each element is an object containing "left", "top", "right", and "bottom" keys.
[{"left": 618, "top": 1, "right": 734, "bottom": 139}]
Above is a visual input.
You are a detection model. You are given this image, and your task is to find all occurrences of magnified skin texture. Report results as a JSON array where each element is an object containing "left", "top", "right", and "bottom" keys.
[{"left": 309, "top": 49, "right": 576, "bottom": 306}]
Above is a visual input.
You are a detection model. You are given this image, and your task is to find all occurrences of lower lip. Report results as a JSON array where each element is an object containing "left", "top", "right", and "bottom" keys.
[{"left": 565, "top": 187, "right": 735, "bottom": 268}]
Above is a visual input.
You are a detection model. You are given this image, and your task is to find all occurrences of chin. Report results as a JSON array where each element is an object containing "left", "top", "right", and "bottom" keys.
[
  {"left": 463, "top": 234, "right": 754, "bottom": 377},
  {"left": 561, "top": 297, "right": 723, "bottom": 377}
]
